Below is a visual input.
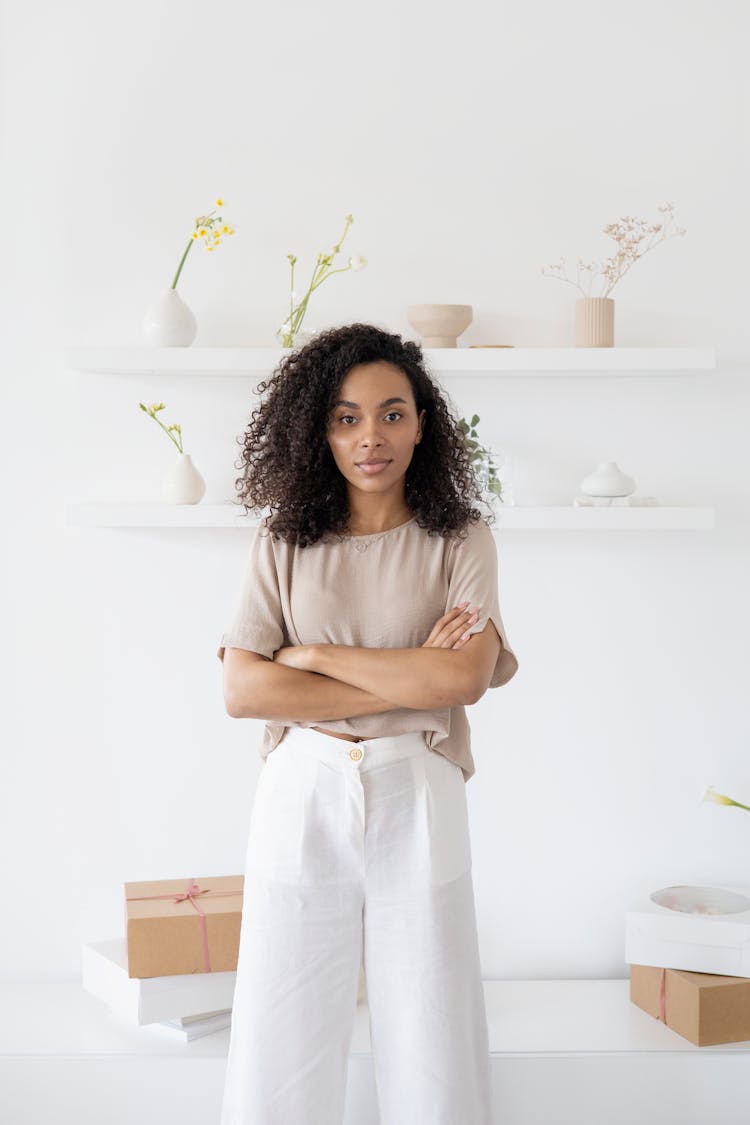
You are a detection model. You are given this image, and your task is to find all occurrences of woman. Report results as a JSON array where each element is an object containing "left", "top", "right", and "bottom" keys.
[{"left": 217, "top": 323, "right": 519, "bottom": 1125}]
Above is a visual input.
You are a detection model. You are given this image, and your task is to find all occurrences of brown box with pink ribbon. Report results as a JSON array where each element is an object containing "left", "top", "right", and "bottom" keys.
[
  {"left": 124, "top": 875, "right": 244, "bottom": 978},
  {"left": 630, "top": 963, "right": 750, "bottom": 1046}
]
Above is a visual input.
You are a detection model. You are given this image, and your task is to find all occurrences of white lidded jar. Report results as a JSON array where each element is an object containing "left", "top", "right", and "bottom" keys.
[{"left": 580, "top": 461, "right": 635, "bottom": 498}]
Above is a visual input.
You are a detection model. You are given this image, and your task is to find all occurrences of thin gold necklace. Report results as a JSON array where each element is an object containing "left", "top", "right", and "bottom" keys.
[{"left": 345, "top": 511, "right": 413, "bottom": 536}]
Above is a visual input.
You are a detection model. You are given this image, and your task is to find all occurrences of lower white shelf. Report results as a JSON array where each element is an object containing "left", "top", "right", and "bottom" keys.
[
  {"left": 2, "top": 977, "right": 749, "bottom": 1125},
  {"left": 64, "top": 502, "right": 715, "bottom": 530}
]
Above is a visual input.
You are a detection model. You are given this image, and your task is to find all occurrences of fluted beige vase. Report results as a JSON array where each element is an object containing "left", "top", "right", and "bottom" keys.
[{"left": 575, "top": 297, "right": 614, "bottom": 347}]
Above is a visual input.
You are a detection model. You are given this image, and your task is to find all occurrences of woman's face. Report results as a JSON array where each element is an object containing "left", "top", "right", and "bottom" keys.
[{"left": 326, "top": 361, "right": 426, "bottom": 503}]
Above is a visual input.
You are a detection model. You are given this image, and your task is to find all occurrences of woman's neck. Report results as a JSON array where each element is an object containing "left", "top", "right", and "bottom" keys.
[{"left": 344, "top": 505, "right": 414, "bottom": 536}]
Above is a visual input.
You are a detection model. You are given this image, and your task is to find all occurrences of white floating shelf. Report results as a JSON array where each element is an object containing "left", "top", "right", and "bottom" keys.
[
  {"left": 64, "top": 346, "right": 716, "bottom": 377},
  {"left": 64, "top": 503, "right": 715, "bottom": 530}
]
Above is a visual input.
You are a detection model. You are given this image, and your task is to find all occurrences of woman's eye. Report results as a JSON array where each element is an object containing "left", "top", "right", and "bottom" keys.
[{"left": 338, "top": 412, "right": 402, "bottom": 424}]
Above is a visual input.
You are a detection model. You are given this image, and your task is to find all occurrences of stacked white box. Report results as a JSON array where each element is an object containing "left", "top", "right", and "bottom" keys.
[
  {"left": 82, "top": 938, "right": 237, "bottom": 1025},
  {"left": 625, "top": 883, "right": 750, "bottom": 976}
]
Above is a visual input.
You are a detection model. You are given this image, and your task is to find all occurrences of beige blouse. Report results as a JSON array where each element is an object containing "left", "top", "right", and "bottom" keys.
[{"left": 217, "top": 513, "right": 519, "bottom": 782}]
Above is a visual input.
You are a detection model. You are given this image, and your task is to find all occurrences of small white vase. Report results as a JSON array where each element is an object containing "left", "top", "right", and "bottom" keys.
[
  {"left": 580, "top": 461, "right": 635, "bottom": 498},
  {"left": 161, "top": 452, "right": 206, "bottom": 504},
  {"left": 143, "top": 287, "right": 197, "bottom": 347}
]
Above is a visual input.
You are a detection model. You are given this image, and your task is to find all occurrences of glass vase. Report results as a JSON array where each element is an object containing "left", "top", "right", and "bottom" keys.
[{"left": 476, "top": 450, "right": 513, "bottom": 508}]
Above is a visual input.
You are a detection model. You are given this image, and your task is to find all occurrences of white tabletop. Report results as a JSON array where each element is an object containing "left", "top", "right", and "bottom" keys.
[{"left": 3, "top": 976, "right": 750, "bottom": 1058}]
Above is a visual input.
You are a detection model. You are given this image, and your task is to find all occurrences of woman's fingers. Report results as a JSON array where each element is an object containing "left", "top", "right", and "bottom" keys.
[
  {"left": 422, "top": 604, "right": 466, "bottom": 646},
  {"left": 447, "top": 608, "right": 479, "bottom": 645},
  {"left": 432, "top": 607, "right": 467, "bottom": 646},
  {"left": 423, "top": 604, "right": 480, "bottom": 648}
]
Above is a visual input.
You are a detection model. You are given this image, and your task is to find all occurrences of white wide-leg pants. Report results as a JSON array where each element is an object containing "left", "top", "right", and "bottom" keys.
[{"left": 220, "top": 725, "right": 493, "bottom": 1125}]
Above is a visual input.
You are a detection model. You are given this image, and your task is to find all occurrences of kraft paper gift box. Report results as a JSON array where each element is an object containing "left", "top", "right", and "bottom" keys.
[
  {"left": 629, "top": 963, "right": 750, "bottom": 1046},
  {"left": 123, "top": 874, "right": 370, "bottom": 999},
  {"left": 625, "top": 883, "right": 750, "bottom": 977},
  {"left": 124, "top": 875, "right": 244, "bottom": 978}
]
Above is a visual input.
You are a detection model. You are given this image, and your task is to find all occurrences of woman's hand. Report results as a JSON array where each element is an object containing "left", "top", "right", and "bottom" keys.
[{"left": 422, "top": 602, "right": 480, "bottom": 650}]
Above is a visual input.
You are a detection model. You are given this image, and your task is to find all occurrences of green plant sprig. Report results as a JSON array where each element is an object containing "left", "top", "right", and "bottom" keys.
[
  {"left": 278, "top": 213, "right": 366, "bottom": 347},
  {"left": 139, "top": 401, "right": 183, "bottom": 453},
  {"left": 457, "top": 414, "right": 503, "bottom": 499}
]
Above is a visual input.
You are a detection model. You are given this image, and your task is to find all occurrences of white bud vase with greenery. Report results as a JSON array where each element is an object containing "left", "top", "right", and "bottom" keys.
[
  {"left": 162, "top": 452, "right": 206, "bottom": 504},
  {"left": 143, "top": 197, "right": 235, "bottom": 347},
  {"left": 139, "top": 401, "right": 206, "bottom": 505}
]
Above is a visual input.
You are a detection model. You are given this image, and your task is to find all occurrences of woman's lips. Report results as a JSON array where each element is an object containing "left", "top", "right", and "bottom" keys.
[{"left": 356, "top": 460, "right": 391, "bottom": 475}]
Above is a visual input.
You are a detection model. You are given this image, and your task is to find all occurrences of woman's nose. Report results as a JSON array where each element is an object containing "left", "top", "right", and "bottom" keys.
[{"left": 358, "top": 421, "right": 384, "bottom": 443}]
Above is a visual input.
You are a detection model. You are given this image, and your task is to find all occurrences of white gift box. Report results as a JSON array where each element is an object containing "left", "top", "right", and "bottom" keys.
[
  {"left": 81, "top": 938, "right": 237, "bottom": 1025},
  {"left": 625, "top": 884, "right": 750, "bottom": 977}
]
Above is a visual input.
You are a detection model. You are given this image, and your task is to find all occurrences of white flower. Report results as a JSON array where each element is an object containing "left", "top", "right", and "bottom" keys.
[
  {"left": 700, "top": 784, "right": 750, "bottom": 811},
  {"left": 349, "top": 254, "right": 367, "bottom": 271}
]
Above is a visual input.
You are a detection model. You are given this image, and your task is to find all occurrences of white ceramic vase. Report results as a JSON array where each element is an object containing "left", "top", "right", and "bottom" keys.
[
  {"left": 580, "top": 461, "right": 635, "bottom": 498},
  {"left": 143, "top": 287, "right": 197, "bottom": 347},
  {"left": 161, "top": 452, "right": 206, "bottom": 504}
]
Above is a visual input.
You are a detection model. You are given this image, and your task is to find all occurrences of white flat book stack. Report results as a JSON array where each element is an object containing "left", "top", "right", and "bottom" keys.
[
  {"left": 154, "top": 1009, "right": 232, "bottom": 1041},
  {"left": 81, "top": 938, "right": 236, "bottom": 1030}
]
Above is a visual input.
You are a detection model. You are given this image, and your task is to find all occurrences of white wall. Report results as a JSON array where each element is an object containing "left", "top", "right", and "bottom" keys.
[{"left": 2, "top": 0, "right": 749, "bottom": 982}]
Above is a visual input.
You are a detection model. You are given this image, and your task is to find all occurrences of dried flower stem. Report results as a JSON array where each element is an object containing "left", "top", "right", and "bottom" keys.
[{"left": 541, "top": 203, "right": 686, "bottom": 298}]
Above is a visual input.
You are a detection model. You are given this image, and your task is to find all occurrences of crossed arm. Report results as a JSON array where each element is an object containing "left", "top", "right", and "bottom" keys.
[{"left": 223, "top": 612, "right": 501, "bottom": 721}]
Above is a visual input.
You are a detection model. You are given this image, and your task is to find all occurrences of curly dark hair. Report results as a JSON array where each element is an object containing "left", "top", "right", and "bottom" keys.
[{"left": 231, "top": 322, "right": 492, "bottom": 547}]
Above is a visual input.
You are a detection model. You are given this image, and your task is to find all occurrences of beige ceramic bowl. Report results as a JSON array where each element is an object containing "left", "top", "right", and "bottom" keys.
[{"left": 406, "top": 304, "right": 473, "bottom": 348}]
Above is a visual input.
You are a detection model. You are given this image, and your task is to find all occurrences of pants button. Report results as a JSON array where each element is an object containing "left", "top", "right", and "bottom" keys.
[{"left": 348, "top": 747, "right": 364, "bottom": 761}]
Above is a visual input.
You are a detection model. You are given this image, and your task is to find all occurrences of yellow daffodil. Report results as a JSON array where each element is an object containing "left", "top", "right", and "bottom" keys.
[{"left": 170, "top": 198, "right": 235, "bottom": 289}]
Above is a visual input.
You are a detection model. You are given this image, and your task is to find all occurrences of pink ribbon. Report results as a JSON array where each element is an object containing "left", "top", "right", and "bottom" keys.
[
  {"left": 658, "top": 967, "right": 667, "bottom": 1023},
  {"left": 125, "top": 878, "right": 243, "bottom": 972}
]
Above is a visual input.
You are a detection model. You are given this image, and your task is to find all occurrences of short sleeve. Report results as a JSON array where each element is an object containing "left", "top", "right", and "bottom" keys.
[
  {"left": 216, "top": 521, "right": 285, "bottom": 663},
  {"left": 446, "top": 518, "right": 519, "bottom": 688}
]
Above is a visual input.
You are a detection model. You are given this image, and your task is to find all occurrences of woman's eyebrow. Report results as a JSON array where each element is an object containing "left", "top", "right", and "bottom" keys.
[{"left": 333, "top": 397, "right": 408, "bottom": 409}]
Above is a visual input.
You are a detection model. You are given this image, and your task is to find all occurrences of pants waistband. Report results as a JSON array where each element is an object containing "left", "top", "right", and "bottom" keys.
[{"left": 277, "top": 725, "right": 428, "bottom": 772}]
